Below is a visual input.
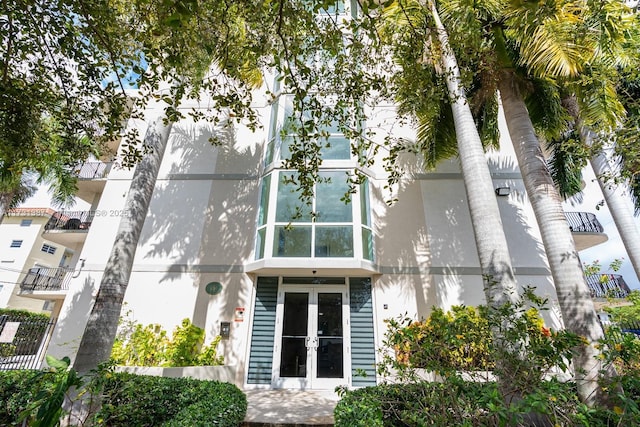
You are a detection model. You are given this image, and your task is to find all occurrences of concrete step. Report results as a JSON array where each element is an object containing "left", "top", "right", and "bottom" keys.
[{"left": 243, "top": 389, "right": 339, "bottom": 426}]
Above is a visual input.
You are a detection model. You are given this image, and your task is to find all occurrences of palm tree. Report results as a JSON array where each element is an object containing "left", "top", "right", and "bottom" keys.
[
  {"left": 497, "top": 72, "right": 607, "bottom": 405},
  {"left": 427, "top": 2, "right": 520, "bottom": 308},
  {"left": 432, "top": 0, "right": 635, "bottom": 404},
  {"left": 590, "top": 148, "right": 640, "bottom": 280},
  {"left": 73, "top": 117, "right": 172, "bottom": 373},
  {"left": 379, "top": 1, "right": 520, "bottom": 307}
]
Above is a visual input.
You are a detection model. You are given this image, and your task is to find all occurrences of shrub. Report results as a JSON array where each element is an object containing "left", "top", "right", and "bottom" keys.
[
  {"left": 340, "top": 287, "right": 640, "bottom": 426},
  {"left": 0, "top": 370, "right": 55, "bottom": 426},
  {"left": 335, "top": 379, "right": 640, "bottom": 426},
  {"left": 111, "top": 318, "right": 224, "bottom": 367},
  {"left": 95, "top": 372, "right": 246, "bottom": 426},
  {"left": 161, "top": 392, "right": 247, "bottom": 427},
  {"left": 380, "top": 287, "right": 582, "bottom": 396}
]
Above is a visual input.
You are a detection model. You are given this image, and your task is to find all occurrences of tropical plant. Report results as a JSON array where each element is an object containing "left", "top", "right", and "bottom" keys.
[
  {"left": 18, "top": 356, "right": 83, "bottom": 427},
  {"left": 375, "top": 0, "right": 520, "bottom": 313},
  {"left": 110, "top": 317, "right": 223, "bottom": 367},
  {"left": 421, "top": 0, "right": 634, "bottom": 405}
]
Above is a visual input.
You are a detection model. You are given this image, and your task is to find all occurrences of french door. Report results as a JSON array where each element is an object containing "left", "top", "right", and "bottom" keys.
[{"left": 272, "top": 285, "right": 350, "bottom": 389}]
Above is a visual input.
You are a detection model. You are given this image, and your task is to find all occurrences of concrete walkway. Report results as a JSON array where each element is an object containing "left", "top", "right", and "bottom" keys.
[{"left": 242, "top": 389, "right": 340, "bottom": 426}]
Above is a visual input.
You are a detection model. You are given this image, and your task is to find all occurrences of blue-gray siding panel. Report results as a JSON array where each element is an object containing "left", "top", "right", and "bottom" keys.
[
  {"left": 349, "top": 278, "right": 377, "bottom": 387},
  {"left": 247, "top": 277, "right": 278, "bottom": 384}
]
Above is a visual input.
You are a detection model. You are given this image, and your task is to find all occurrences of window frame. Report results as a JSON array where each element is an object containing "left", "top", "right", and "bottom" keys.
[
  {"left": 255, "top": 170, "right": 371, "bottom": 261},
  {"left": 41, "top": 243, "right": 57, "bottom": 255}
]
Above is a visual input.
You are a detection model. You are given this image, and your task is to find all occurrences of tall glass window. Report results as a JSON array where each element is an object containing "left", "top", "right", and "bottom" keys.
[
  {"left": 256, "top": 170, "right": 371, "bottom": 260},
  {"left": 278, "top": 96, "right": 351, "bottom": 162},
  {"left": 273, "top": 171, "right": 353, "bottom": 258}
]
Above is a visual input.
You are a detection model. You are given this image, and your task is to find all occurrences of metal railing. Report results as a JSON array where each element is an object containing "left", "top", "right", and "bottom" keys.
[
  {"left": 586, "top": 274, "right": 631, "bottom": 298},
  {"left": 75, "top": 161, "right": 112, "bottom": 179},
  {"left": 565, "top": 212, "right": 604, "bottom": 233},
  {"left": 20, "top": 267, "right": 74, "bottom": 292},
  {"left": 44, "top": 210, "right": 94, "bottom": 231},
  {"left": 0, "top": 314, "right": 56, "bottom": 371}
]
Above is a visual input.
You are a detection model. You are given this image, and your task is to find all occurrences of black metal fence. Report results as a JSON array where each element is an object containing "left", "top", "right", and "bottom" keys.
[
  {"left": 586, "top": 274, "right": 631, "bottom": 298},
  {"left": 20, "top": 267, "right": 74, "bottom": 292},
  {"left": 565, "top": 212, "right": 604, "bottom": 233},
  {"left": 44, "top": 210, "right": 94, "bottom": 231},
  {"left": 0, "top": 315, "right": 56, "bottom": 370}
]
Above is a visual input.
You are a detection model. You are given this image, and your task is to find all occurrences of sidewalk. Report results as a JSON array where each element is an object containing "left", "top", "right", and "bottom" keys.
[{"left": 242, "top": 389, "right": 340, "bottom": 426}]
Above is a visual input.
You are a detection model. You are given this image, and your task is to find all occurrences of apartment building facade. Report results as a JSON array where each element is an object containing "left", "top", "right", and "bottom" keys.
[{"left": 3, "top": 2, "right": 615, "bottom": 390}]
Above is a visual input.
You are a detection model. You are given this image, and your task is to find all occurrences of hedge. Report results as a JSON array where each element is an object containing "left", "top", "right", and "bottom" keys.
[
  {"left": 334, "top": 380, "right": 640, "bottom": 426},
  {"left": 0, "top": 370, "right": 246, "bottom": 426},
  {"left": 0, "top": 370, "right": 54, "bottom": 426},
  {"left": 96, "top": 372, "right": 247, "bottom": 426}
]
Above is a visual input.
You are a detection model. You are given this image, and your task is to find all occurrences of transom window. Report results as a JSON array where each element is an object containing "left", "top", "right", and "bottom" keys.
[{"left": 265, "top": 95, "right": 352, "bottom": 165}]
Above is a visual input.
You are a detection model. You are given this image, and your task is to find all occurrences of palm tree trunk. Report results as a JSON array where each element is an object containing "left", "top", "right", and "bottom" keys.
[
  {"left": 590, "top": 148, "right": 640, "bottom": 281},
  {"left": 0, "top": 190, "right": 13, "bottom": 223},
  {"left": 73, "top": 117, "right": 172, "bottom": 374},
  {"left": 498, "top": 69, "right": 610, "bottom": 406},
  {"left": 430, "top": 2, "right": 519, "bottom": 306}
]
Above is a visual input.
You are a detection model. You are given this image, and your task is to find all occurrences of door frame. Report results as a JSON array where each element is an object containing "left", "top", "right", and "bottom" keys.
[{"left": 271, "top": 284, "right": 351, "bottom": 389}]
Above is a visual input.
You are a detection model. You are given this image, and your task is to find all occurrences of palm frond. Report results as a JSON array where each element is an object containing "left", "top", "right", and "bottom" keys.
[
  {"left": 524, "top": 78, "right": 571, "bottom": 142},
  {"left": 547, "top": 130, "right": 587, "bottom": 200},
  {"left": 415, "top": 98, "right": 459, "bottom": 168},
  {"left": 503, "top": 0, "right": 585, "bottom": 78}
]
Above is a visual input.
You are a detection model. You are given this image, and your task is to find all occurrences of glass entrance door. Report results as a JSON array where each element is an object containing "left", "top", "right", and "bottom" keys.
[{"left": 273, "top": 286, "right": 349, "bottom": 389}]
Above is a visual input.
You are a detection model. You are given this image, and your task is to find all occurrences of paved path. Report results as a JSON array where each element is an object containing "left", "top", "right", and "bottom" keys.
[{"left": 242, "top": 389, "right": 340, "bottom": 426}]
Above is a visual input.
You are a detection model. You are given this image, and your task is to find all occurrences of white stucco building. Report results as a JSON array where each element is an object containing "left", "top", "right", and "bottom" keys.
[
  {"left": 1, "top": 2, "right": 619, "bottom": 390},
  {"left": 0, "top": 208, "right": 77, "bottom": 315}
]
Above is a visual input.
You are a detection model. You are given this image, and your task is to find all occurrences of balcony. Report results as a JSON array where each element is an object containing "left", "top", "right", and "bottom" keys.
[
  {"left": 43, "top": 210, "right": 94, "bottom": 245},
  {"left": 587, "top": 274, "right": 631, "bottom": 299},
  {"left": 565, "top": 212, "right": 608, "bottom": 250},
  {"left": 19, "top": 267, "right": 74, "bottom": 299},
  {"left": 75, "top": 161, "right": 112, "bottom": 202}
]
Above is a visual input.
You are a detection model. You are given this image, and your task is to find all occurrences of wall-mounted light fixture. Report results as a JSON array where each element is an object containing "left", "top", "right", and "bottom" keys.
[{"left": 495, "top": 187, "right": 511, "bottom": 196}]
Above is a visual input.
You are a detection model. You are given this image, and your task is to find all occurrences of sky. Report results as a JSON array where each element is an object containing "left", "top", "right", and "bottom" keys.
[{"left": 20, "top": 162, "right": 640, "bottom": 291}]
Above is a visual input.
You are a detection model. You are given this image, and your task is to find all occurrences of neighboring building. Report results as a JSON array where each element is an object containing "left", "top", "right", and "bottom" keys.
[
  {"left": 0, "top": 208, "right": 76, "bottom": 315},
  {"left": 4, "top": 4, "right": 618, "bottom": 390}
]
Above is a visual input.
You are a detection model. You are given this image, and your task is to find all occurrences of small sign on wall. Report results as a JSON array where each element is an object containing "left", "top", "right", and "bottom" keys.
[
  {"left": 0, "top": 322, "right": 20, "bottom": 343},
  {"left": 235, "top": 307, "right": 245, "bottom": 322}
]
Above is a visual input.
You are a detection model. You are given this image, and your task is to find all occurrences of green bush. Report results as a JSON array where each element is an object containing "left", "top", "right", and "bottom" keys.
[
  {"left": 162, "top": 394, "right": 247, "bottom": 427},
  {"left": 335, "top": 379, "right": 640, "bottom": 426},
  {"left": 96, "top": 372, "right": 246, "bottom": 426},
  {"left": 0, "top": 370, "right": 55, "bottom": 426},
  {"left": 111, "top": 318, "right": 224, "bottom": 367},
  {"left": 3, "top": 368, "right": 246, "bottom": 426}
]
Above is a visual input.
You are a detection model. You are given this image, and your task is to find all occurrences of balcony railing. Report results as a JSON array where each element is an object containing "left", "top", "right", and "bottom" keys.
[
  {"left": 44, "top": 210, "right": 94, "bottom": 231},
  {"left": 74, "top": 161, "right": 112, "bottom": 179},
  {"left": 565, "top": 212, "right": 604, "bottom": 233},
  {"left": 586, "top": 274, "right": 631, "bottom": 299},
  {"left": 20, "top": 267, "right": 74, "bottom": 292}
]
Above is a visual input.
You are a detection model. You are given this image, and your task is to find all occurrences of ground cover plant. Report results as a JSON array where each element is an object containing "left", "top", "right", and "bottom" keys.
[{"left": 335, "top": 287, "right": 640, "bottom": 426}]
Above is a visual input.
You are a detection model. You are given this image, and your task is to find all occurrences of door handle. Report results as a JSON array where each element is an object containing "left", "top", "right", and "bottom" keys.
[{"left": 304, "top": 336, "right": 319, "bottom": 349}]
